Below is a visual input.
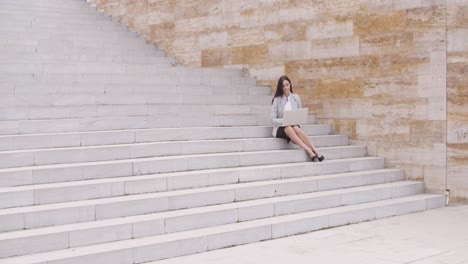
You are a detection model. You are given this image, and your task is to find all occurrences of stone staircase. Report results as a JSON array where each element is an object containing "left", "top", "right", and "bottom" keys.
[{"left": 0, "top": 0, "right": 445, "bottom": 263}]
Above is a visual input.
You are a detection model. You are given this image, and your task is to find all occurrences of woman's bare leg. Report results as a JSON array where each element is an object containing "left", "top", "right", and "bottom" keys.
[
  {"left": 292, "top": 126, "right": 322, "bottom": 156},
  {"left": 284, "top": 126, "right": 316, "bottom": 158}
]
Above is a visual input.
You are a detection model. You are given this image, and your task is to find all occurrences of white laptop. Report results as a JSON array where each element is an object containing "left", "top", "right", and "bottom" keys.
[{"left": 282, "top": 108, "right": 308, "bottom": 126}]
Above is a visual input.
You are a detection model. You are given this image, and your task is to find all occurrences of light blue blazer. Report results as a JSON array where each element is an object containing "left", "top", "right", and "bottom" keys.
[{"left": 270, "top": 93, "right": 302, "bottom": 137}]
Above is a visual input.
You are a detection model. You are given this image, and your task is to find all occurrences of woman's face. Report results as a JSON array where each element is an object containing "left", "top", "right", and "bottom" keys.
[{"left": 282, "top": 79, "right": 291, "bottom": 96}]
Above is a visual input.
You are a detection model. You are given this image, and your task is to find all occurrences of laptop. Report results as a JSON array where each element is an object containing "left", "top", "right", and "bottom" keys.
[{"left": 282, "top": 108, "right": 308, "bottom": 126}]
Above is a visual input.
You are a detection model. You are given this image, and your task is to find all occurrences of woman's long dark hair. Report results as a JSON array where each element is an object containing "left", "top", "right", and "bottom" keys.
[{"left": 272, "top": 75, "right": 293, "bottom": 104}]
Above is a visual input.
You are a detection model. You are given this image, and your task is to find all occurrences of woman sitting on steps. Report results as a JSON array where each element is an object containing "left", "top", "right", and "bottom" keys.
[{"left": 270, "top": 75, "right": 325, "bottom": 162}]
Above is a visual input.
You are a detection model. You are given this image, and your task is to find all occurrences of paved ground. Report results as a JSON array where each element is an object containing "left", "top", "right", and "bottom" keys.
[{"left": 155, "top": 205, "right": 468, "bottom": 264}]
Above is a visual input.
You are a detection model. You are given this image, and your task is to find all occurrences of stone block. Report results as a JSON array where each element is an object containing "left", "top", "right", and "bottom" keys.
[
  {"left": 182, "top": 140, "right": 243, "bottom": 154},
  {"left": 275, "top": 179, "right": 318, "bottom": 196},
  {"left": 341, "top": 188, "right": 391, "bottom": 205},
  {"left": 0, "top": 121, "right": 20, "bottom": 135},
  {"left": 95, "top": 197, "right": 169, "bottom": 219},
  {"left": 235, "top": 184, "right": 276, "bottom": 201},
  {"left": 132, "top": 218, "right": 166, "bottom": 238},
  {"left": 0, "top": 233, "right": 69, "bottom": 258},
  {"left": 69, "top": 223, "right": 133, "bottom": 247},
  {"left": 240, "top": 151, "right": 294, "bottom": 166},
  {"left": 428, "top": 97, "right": 447, "bottom": 121},
  {"left": 321, "top": 99, "right": 372, "bottom": 119},
  {"left": 188, "top": 154, "right": 240, "bottom": 170},
  {"left": 231, "top": 45, "right": 267, "bottom": 64},
  {"left": 238, "top": 203, "right": 274, "bottom": 221},
  {"left": 166, "top": 172, "right": 209, "bottom": 191},
  {"left": 82, "top": 162, "right": 133, "bottom": 180},
  {"left": 341, "top": 146, "right": 367, "bottom": 158},
  {"left": 165, "top": 209, "right": 238, "bottom": 233},
  {"left": 133, "top": 237, "right": 207, "bottom": 263},
  {"left": 281, "top": 163, "right": 321, "bottom": 179},
  {"left": 354, "top": 10, "right": 407, "bottom": 35},
  {"left": 426, "top": 195, "right": 446, "bottom": 209},
  {"left": 0, "top": 169, "right": 33, "bottom": 187},
  {"left": 272, "top": 214, "right": 328, "bottom": 238},
  {"left": 406, "top": 6, "right": 447, "bottom": 29},
  {"left": 328, "top": 208, "right": 375, "bottom": 227},
  {"left": 311, "top": 36, "right": 360, "bottom": 59},
  {"left": 168, "top": 190, "right": 235, "bottom": 210},
  {"left": 208, "top": 225, "right": 271, "bottom": 250},
  {"left": 318, "top": 174, "right": 355, "bottom": 191},
  {"left": 418, "top": 75, "right": 447, "bottom": 97},
  {"left": 86, "top": 145, "right": 131, "bottom": 161},
  {"left": 48, "top": 249, "right": 134, "bottom": 264},
  {"left": 356, "top": 119, "right": 411, "bottom": 141},
  {"left": 198, "top": 31, "right": 229, "bottom": 50},
  {"left": 360, "top": 31, "right": 413, "bottom": 55},
  {"left": 34, "top": 149, "right": 87, "bottom": 166},
  {"left": 0, "top": 190, "right": 34, "bottom": 209},
  {"left": 125, "top": 176, "right": 167, "bottom": 194},
  {"left": 385, "top": 170, "right": 406, "bottom": 183},
  {"left": 375, "top": 199, "right": 426, "bottom": 218},
  {"left": 32, "top": 166, "right": 83, "bottom": 185},
  {"left": 24, "top": 205, "right": 96, "bottom": 229},
  {"left": 430, "top": 50, "right": 447, "bottom": 75},
  {"left": 390, "top": 182, "right": 424, "bottom": 198},
  {"left": 349, "top": 157, "right": 385, "bottom": 171},
  {"left": 208, "top": 170, "right": 239, "bottom": 186},
  {"left": 307, "top": 20, "right": 353, "bottom": 40},
  {"left": 35, "top": 182, "right": 125, "bottom": 205},
  {"left": 447, "top": 165, "right": 468, "bottom": 203},
  {"left": 0, "top": 152, "right": 34, "bottom": 168},
  {"left": 238, "top": 167, "right": 272, "bottom": 182},
  {"left": 132, "top": 143, "right": 181, "bottom": 158},
  {"left": 17, "top": 133, "right": 78, "bottom": 150},
  {"left": 354, "top": 172, "right": 386, "bottom": 186},
  {"left": 275, "top": 195, "right": 341, "bottom": 216}
]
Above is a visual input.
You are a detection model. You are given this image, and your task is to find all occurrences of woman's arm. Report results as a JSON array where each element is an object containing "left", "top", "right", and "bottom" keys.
[{"left": 271, "top": 97, "right": 283, "bottom": 126}]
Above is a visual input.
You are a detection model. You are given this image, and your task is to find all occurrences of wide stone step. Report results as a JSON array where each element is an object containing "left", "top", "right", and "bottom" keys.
[
  {"left": 0, "top": 73, "right": 256, "bottom": 88},
  {"left": 0, "top": 72, "right": 257, "bottom": 86},
  {"left": 0, "top": 157, "right": 387, "bottom": 209},
  {"left": 0, "top": 4, "right": 98, "bottom": 14},
  {"left": 0, "top": 52, "right": 172, "bottom": 64},
  {"left": 0, "top": 27, "right": 144, "bottom": 41},
  {"left": 0, "top": 94, "right": 271, "bottom": 109},
  {"left": 2, "top": 83, "right": 270, "bottom": 96},
  {"left": 0, "top": 35, "right": 160, "bottom": 50},
  {"left": 0, "top": 124, "right": 331, "bottom": 151},
  {"left": 0, "top": 46, "right": 169, "bottom": 63},
  {"left": 0, "top": 29, "right": 142, "bottom": 45},
  {"left": 0, "top": 194, "right": 445, "bottom": 263},
  {"left": 0, "top": 103, "right": 273, "bottom": 121},
  {"left": 0, "top": 9, "right": 110, "bottom": 18},
  {"left": 0, "top": 179, "right": 418, "bottom": 258},
  {"left": 0, "top": 113, "right": 289, "bottom": 135},
  {"left": 0, "top": 16, "right": 123, "bottom": 30},
  {"left": 0, "top": 134, "right": 348, "bottom": 168},
  {"left": 0, "top": 146, "right": 367, "bottom": 187},
  {"left": 0, "top": 168, "right": 405, "bottom": 232},
  {"left": 0, "top": 61, "right": 179, "bottom": 75}
]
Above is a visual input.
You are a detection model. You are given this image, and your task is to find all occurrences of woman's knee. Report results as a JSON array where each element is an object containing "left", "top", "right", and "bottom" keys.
[
  {"left": 284, "top": 126, "right": 296, "bottom": 136},
  {"left": 293, "top": 126, "right": 304, "bottom": 135}
]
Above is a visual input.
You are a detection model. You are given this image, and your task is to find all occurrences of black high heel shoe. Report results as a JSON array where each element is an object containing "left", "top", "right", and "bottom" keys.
[
  {"left": 309, "top": 155, "right": 319, "bottom": 162},
  {"left": 317, "top": 155, "right": 325, "bottom": 162}
]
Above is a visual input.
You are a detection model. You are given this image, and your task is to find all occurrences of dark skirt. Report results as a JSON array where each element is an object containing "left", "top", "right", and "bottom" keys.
[{"left": 276, "top": 125, "right": 300, "bottom": 143}]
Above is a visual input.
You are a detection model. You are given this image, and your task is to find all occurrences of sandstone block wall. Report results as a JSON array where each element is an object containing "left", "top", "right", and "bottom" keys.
[
  {"left": 447, "top": 0, "right": 468, "bottom": 203},
  {"left": 94, "top": 0, "right": 467, "bottom": 203}
]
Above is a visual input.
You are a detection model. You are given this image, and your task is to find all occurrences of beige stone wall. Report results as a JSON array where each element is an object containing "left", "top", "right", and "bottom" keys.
[
  {"left": 447, "top": 1, "right": 468, "bottom": 203},
  {"left": 94, "top": 0, "right": 468, "bottom": 203}
]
